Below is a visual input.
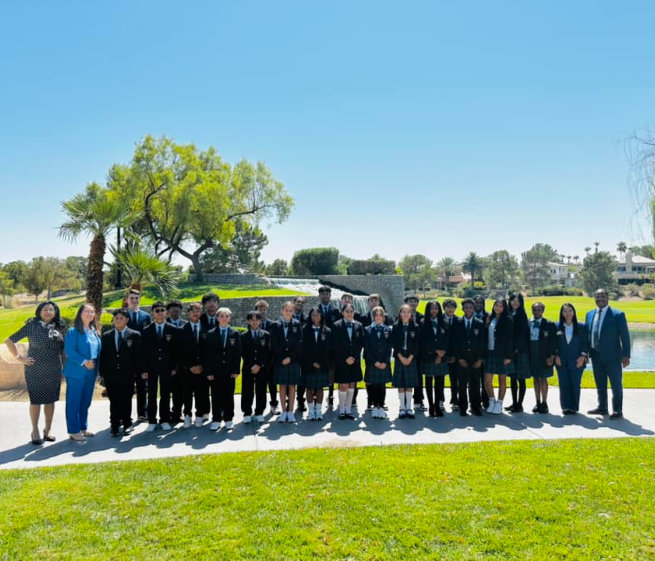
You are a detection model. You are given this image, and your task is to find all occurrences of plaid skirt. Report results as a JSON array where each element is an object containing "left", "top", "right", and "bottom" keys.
[
  {"left": 274, "top": 363, "right": 302, "bottom": 386},
  {"left": 421, "top": 361, "right": 449, "bottom": 377},
  {"left": 365, "top": 365, "right": 392, "bottom": 385},
  {"left": 302, "top": 370, "right": 330, "bottom": 390},
  {"left": 529, "top": 342, "right": 554, "bottom": 378},
  {"left": 485, "top": 353, "right": 516, "bottom": 376},
  {"left": 512, "top": 352, "right": 531, "bottom": 380},
  {"left": 392, "top": 363, "right": 419, "bottom": 388}
]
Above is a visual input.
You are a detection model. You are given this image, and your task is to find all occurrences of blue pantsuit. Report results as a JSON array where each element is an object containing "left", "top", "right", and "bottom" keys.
[{"left": 555, "top": 323, "right": 588, "bottom": 412}]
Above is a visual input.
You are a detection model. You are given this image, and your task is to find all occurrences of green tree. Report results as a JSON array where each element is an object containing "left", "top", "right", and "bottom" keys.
[
  {"left": 59, "top": 183, "right": 131, "bottom": 314},
  {"left": 0, "top": 271, "right": 15, "bottom": 307},
  {"left": 461, "top": 252, "right": 483, "bottom": 288},
  {"left": 2, "top": 261, "right": 28, "bottom": 292},
  {"left": 347, "top": 254, "right": 396, "bottom": 275},
  {"left": 617, "top": 241, "right": 628, "bottom": 260},
  {"left": 112, "top": 246, "right": 182, "bottom": 297},
  {"left": 199, "top": 221, "right": 268, "bottom": 274},
  {"left": 290, "top": 248, "right": 339, "bottom": 275},
  {"left": 580, "top": 251, "right": 618, "bottom": 296},
  {"left": 23, "top": 258, "right": 48, "bottom": 303},
  {"left": 485, "top": 250, "right": 520, "bottom": 289},
  {"left": 520, "top": 243, "right": 558, "bottom": 291},
  {"left": 113, "top": 135, "right": 293, "bottom": 277},
  {"left": 264, "top": 259, "right": 289, "bottom": 276},
  {"left": 399, "top": 254, "right": 434, "bottom": 292},
  {"left": 434, "top": 257, "right": 457, "bottom": 288}
]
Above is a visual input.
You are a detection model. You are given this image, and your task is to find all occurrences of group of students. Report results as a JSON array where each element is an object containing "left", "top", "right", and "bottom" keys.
[{"left": 92, "top": 286, "right": 597, "bottom": 436}]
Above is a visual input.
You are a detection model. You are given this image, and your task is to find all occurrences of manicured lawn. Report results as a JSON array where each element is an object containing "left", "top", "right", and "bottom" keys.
[
  {"left": 420, "top": 296, "right": 655, "bottom": 324},
  {"left": 0, "top": 438, "right": 653, "bottom": 560},
  {"left": 0, "top": 284, "right": 309, "bottom": 341}
]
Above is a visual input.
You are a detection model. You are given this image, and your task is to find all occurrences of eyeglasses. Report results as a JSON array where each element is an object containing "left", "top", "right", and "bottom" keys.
[{"left": 153, "top": 308, "right": 166, "bottom": 313}]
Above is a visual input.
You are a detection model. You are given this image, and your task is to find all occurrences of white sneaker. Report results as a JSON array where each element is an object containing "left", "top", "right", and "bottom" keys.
[
  {"left": 209, "top": 421, "right": 220, "bottom": 431},
  {"left": 371, "top": 407, "right": 379, "bottom": 418},
  {"left": 494, "top": 400, "right": 503, "bottom": 415},
  {"left": 379, "top": 408, "right": 388, "bottom": 419},
  {"left": 146, "top": 423, "right": 157, "bottom": 432},
  {"left": 243, "top": 415, "right": 252, "bottom": 424},
  {"left": 308, "top": 404, "right": 316, "bottom": 421},
  {"left": 225, "top": 421, "right": 233, "bottom": 430},
  {"left": 487, "top": 399, "right": 497, "bottom": 414},
  {"left": 278, "top": 411, "right": 287, "bottom": 423},
  {"left": 195, "top": 417, "right": 204, "bottom": 428},
  {"left": 160, "top": 422, "right": 172, "bottom": 431},
  {"left": 287, "top": 412, "right": 296, "bottom": 423},
  {"left": 183, "top": 416, "right": 192, "bottom": 429},
  {"left": 256, "top": 415, "right": 266, "bottom": 423}
]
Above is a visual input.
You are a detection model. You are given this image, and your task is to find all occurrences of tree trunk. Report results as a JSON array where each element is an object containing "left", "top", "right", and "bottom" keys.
[
  {"left": 86, "top": 234, "right": 106, "bottom": 316},
  {"left": 115, "top": 227, "right": 123, "bottom": 289}
]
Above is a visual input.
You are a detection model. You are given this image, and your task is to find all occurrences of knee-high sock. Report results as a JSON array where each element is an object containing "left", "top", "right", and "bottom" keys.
[
  {"left": 338, "top": 390, "right": 347, "bottom": 414},
  {"left": 398, "top": 391, "right": 405, "bottom": 411},
  {"left": 405, "top": 389, "right": 414, "bottom": 411},
  {"left": 346, "top": 388, "right": 355, "bottom": 413}
]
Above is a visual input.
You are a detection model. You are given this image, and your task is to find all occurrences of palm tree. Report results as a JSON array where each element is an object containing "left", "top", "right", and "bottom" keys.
[
  {"left": 461, "top": 252, "right": 483, "bottom": 288},
  {"left": 594, "top": 241, "right": 600, "bottom": 254},
  {"left": 584, "top": 247, "right": 591, "bottom": 257},
  {"left": 617, "top": 241, "right": 627, "bottom": 260},
  {"left": 112, "top": 246, "right": 181, "bottom": 297},
  {"left": 566, "top": 255, "right": 572, "bottom": 264},
  {"left": 573, "top": 255, "right": 580, "bottom": 265},
  {"left": 59, "top": 183, "right": 131, "bottom": 315},
  {"left": 435, "top": 257, "right": 457, "bottom": 288}
]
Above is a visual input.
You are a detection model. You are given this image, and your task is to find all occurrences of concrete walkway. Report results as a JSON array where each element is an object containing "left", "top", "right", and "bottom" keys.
[{"left": 1, "top": 388, "right": 653, "bottom": 470}]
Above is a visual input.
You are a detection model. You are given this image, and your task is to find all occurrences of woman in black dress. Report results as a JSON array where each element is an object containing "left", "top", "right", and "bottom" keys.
[{"left": 6, "top": 301, "right": 66, "bottom": 444}]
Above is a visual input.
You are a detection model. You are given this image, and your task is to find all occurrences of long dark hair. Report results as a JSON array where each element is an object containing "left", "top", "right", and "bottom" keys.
[
  {"left": 558, "top": 302, "right": 579, "bottom": 330},
  {"left": 491, "top": 298, "right": 510, "bottom": 320},
  {"left": 73, "top": 303, "right": 98, "bottom": 334},
  {"left": 424, "top": 301, "right": 444, "bottom": 324},
  {"left": 508, "top": 292, "right": 528, "bottom": 319}
]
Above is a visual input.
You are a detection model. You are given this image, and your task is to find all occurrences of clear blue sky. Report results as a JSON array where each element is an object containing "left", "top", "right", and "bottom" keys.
[{"left": 1, "top": 0, "right": 654, "bottom": 267}]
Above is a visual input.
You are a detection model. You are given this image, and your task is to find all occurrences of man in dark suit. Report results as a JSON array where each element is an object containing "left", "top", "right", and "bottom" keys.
[
  {"left": 585, "top": 289, "right": 631, "bottom": 419},
  {"left": 528, "top": 302, "right": 557, "bottom": 414},
  {"left": 99, "top": 309, "right": 142, "bottom": 436},
  {"left": 453, "top": 299, "right": 487, "bottom": 416},
  {"left": 125, "top": 288, "right": 151, "bottom": 421},
  {"left": 140, "top": 301, "right": 179, "bottom": 432},
  {"left": 178, "top": 302, "right": 209, "bottom": 428}
]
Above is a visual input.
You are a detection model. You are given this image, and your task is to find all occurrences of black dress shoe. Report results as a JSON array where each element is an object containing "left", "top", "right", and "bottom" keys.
[
  {"left": 110, "top": 427, "right": 119, "bottom": 437},
  {"left": 435, "top": 408, "right": 444, "bottom": 418},
  {"left": 587, "top": 408, "right": 609, "bottom": 415},
  {"left": 471, "top": 409, "right": 483, "bottom": 416},
  {"left": 540, "top": 403, "right": 549, "bottom": 414},
  {"left": 511, "top": 404, "right": 524, "bottom": 413},
  {"left": 428, "top": 405, "right": 436, "bottom": 418},
  {"left": 345, "top": 412, "right": 355, "bottom": 420},
  {"left": 504, "top": 403, "right": 515, "bottom": 411},
  {"left": 459, "top": 410, "right": 468, "bottom": 417},
  {"left": 532, "top": 403, "right": 541, "bottom": 413},
  {"left": 609, "top": 412, "right": 623, "bottom": 419},
  {"left": 338, "top": 413, "right": 346, "bottom": 420}
]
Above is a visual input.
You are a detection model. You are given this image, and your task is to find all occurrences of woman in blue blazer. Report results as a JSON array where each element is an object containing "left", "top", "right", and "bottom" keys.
[
  {"left": 555, "top": 303, "right": 589, "bottom": 414},
  {"left": 63, "top": 304, "right": 101, "bottom": 441}
]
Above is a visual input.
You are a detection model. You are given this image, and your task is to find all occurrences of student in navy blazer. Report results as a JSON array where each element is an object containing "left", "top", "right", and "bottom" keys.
[
  {"left": 63, "top": 304, "right": 101, "bottom": 442},
  {"left": 363, "top": 306, "right": 393, "bottom": 419},
  {"left": 555, "top": 303, "right": 589, "bottom": 414},
  {"left": 125, "top": 288, "right": 151, "bottom": 420},
  {"left": 585, "top": 289, "right": 631, "bottom": 418}
]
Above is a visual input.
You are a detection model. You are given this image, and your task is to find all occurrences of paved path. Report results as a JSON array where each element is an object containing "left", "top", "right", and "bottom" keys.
[{"left": 1, "top": 388, "right": 653, "bottom": 470}]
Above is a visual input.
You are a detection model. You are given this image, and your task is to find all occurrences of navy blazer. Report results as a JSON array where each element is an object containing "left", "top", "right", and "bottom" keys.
[
  {"left": 555, "top": 322, "right": 589, "bottom": 366},
  {"left": 179, "top": 322, "right": 205, "bottom": 371},
  {"left": 99, "top": 327, "right": 141, "bottom": 384},
  {"left": 486, "top": 315, "right": 514, "bottom": 360},
  {"left": 452, "top": 316, "right": 487, "bottom": 363},
  {"left": 241, "top": 329, "right": 272, "bottom": 375},
  {"left": 301, "top": 324, "right": 331, "bottom": 374},
  {"left": 63, "top": 327, "right": 101, "bottom": 379},
  {"left": 363, "top": 324, "right": 392, "bottom": 367},
  {"left": 527, "top": 317, "right": 557, "bottom": 365},
  {"left": 203, "top": 326, "right": 242, "bottom": 376},
  {"left": 140, "top": 322, "right": 180, "bottom": 375},
  {"left": 127, "top": 309, "right": 151, "bottom": 333},
  {"left": 418, "top": 317, "right": 450, "bottom": 364},
  {"left": 512, "top": 311, "right": 530, "bottom": 354},
  {"left": 318, "top": 304, "right": 341, "bottom": 328},
  {"left": 585, "top": 306, "right": 631, "bottom": 362},
  {"left": 391, "top": 320, "right": 420, "bottom": 363},
  {"left": 331, "top": 319, "right": 364, "bottom": 378},
  {"left": 270, "top": 319, "right": 303, "bottom": 367}
]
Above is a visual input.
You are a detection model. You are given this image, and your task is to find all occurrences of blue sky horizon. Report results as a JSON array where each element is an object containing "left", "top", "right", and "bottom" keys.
[{"left": 1, "top": 1, "right": 654, "bottom": 268}]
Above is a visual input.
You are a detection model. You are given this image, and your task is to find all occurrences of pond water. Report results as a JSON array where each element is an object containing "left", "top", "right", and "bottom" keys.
[{"left": 628, "top": 330, "right": 655, "bottom": 371}]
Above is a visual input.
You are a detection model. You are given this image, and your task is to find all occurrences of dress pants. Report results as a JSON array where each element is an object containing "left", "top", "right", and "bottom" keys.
[
  {"left": 241, "top": 371, "right": 268, "bottom": 416},
  {"left": 591, "top": 353, "right": 623, "bottom": 413},
  {"left": 134, "top": 375, "right": 148, "bottom": 418},
  {"left": 147, "top": 371, "right": 172, "bottom": 424},
  {"left": 170, "top": 371, "right": 184, "bottom": 420},
  {"left": 457, "top": 364, "right": 482, "bottom": 413},
  {"left": 210, "top": 375, "right": 236, "bottom": 422},
  {"left": 183, "top": 369, "right": 210, "bottom": 418},
  {"left": 65, "top": 371, "right": 96, "bottom": 434},
  {"left": 107, "top": 381, "right": 133, "bottom": 429}
]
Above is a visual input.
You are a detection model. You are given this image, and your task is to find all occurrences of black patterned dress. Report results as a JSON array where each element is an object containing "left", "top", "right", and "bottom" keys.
[{"left": 9, "top": 320, "right": 65, "bottom": 404}]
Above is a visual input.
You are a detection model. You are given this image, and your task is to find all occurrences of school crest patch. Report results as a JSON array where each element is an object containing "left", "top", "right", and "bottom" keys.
[
  {"left": 229, "top": 338, "right": 235, "bottom": 346},
  {"left": 165, "top": 334, "right": 172, "bottom": 342},
  {"left": 260, "top": 339, "right": 266, "bottom": 347},
  {"left": 474, "top": 329, "right": 479, "bottom": 336},
  {"left": 126, "top": 340, "right": 133, "bottom": 348}
]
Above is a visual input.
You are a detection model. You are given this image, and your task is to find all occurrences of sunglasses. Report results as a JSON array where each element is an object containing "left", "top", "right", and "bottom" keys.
[{"left": 153, "top": 308, "right": 166, "bottom": 313}]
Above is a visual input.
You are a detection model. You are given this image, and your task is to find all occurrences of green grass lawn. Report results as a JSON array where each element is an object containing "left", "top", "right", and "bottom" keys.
[
  {"left": 421, "top": 296, "right": 655, "bottom": 324},
  {"left": 0, "top": 284, "right": 309, "bottom": 341},
  {"left": 0, "top": 438, "right": 653, "bottom": 560}
]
